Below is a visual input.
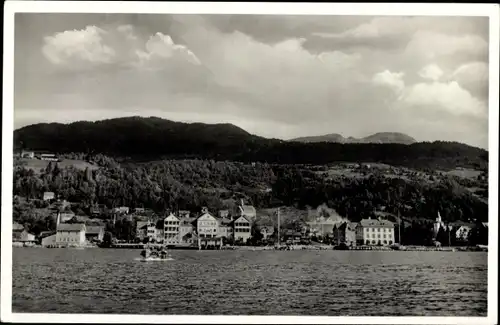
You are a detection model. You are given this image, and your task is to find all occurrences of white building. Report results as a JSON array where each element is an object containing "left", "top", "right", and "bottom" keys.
[
  {"left": 196, "top": 208, "right": 219, "bottom": 239},
  {"left": 164, "top": 213, "right": 180, "bottom": 245},
  {"left": 356, "top": 218, "right": 395, "bottom": 246},
  {"left": 56, "top": 223, "right": 86, "bottom": 246},
  {"left": 233, "top": 215, "right": 251, "bottom": 243}
]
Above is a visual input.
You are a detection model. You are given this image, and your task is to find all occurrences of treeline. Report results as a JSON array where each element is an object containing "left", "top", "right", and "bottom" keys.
[{"left": 14, "top": 116, "right": 488, "bottom": 170}]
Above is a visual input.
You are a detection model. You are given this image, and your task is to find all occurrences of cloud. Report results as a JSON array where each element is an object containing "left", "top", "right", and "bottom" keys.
[
  {"left": 372, "top": 70, "right": 405, "bottom": 94},
  {"left": 42, "top": 25, "right": 200, "bottom": 69},
  {"left": 418, "top": 64, "right": 443, "bottom": 81},
  {"left": 452, "top": 61, "right": 488, "bottom": 83},
  {"left": 405, "top": 30, "right": 488, "bottom": 60},
  {"left": 401, "top": 81, "right": 487, "bottom": 118},
  {"left": 42, "top": 26, "right": 116, "bottom": 66}
]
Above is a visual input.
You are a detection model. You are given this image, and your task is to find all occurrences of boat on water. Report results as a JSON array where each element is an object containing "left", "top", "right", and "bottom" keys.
[{"left": 139, "top": 244, "right": 172, "bottom": 261}]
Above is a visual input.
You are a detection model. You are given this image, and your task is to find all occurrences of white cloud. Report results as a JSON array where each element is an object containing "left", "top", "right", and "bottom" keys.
[
  {"left": 451, "top": 61, "right": 488, "bottom": 83},
  {"left": 42, "top": 25, "right": 200, "bottom": 69},
  {"left": 372, "top": 70, "right": 405, "bottom": 93},
  {"left": 313, "top": 17, "right": 416, "bottom": 39},
  {"left": 418, "top": 64, "right": 443, "bottom": 81},
  {"left": 136, "top": 32, "right": 201, "bottom": 66},
  {"left": 42, "top": 26, "right": 115, "bottom": 65},
  {"left": 401, "top": 81, "right": 487, "bottom": 118},
  {"left": 405, "top": 30, "right": 488, "bottom": 60}
]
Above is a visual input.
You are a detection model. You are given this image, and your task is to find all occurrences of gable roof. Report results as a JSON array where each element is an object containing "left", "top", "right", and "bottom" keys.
[
  {"left": 359, "top": 219, "right": 394, "bottom": 228},
  {"left": 57, "top": 223, "right": 86, "bottom": 232},
  {"left": 13, "top": 222, "right": 24, "bottom": 231},
  {"left": 86, "top": 226, "right": 104, "bottom": 235},
  {"left": 234, "top": 215, "right": 251, "bottom": 223},
  {"left": 239, "top": 205, "right": 256, "bottom": 215}
]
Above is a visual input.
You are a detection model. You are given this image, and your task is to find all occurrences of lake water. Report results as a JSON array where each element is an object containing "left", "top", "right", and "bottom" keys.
[{"left": 12, "top": 248, "right": 487, "bottom": 316}]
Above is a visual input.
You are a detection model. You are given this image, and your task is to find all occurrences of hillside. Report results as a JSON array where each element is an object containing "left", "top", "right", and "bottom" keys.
[
  {"left": 14, "top": 116, "right": 487, "bottom": 170},
  {"left": 291, "top": 132, "right": 417, "bottom": 145}
]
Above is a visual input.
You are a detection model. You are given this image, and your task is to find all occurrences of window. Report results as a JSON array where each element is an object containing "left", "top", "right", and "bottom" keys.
[
  {"left": 371, "top": 240, "right": 376, "bottom": 244},
  {"left": 383, "top": 240, "right": 387, "bottom": 244},
  {"left": 383, "top": 234, "right": 386, "bottom": 238},
  {"left": 377, "top": 228, "right": 380, "bottom": 232},
  {"left": 377, "top": 234, "right": 381, "bottom": 238}
]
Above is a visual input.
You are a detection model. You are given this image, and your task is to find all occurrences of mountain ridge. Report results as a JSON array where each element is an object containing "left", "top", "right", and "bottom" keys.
[
  {"left": 290, "top": 132, "right": 417, "bottom": 144},
  {"left": 14, "top": 116, "right": 488, "bottom": 170}
]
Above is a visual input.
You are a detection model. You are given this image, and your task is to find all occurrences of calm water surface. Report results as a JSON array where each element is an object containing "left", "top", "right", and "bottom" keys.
[{"left": 12, "top": 248, "right": 487, "bottom": 316}]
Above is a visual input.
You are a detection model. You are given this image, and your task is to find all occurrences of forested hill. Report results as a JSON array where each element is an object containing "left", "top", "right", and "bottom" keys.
[{"left": 14, "top": 116, "right": 488, "bottom": 170}]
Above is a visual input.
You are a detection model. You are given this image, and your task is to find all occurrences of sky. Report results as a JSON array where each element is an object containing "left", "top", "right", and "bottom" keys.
[{"left": 14, "top": 13, "right": 490, "bottom": 148}]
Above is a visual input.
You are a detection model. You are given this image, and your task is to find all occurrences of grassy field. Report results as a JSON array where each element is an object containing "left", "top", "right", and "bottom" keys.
[{"left": 15, "top": 158, "right": 99, "bottom": 174}]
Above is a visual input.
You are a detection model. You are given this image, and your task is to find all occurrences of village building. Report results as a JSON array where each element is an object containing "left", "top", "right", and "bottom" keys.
[
  {"left": 179, "top": 218, "right": 196, "bottom": 244},
  {"left": 196, "top": 208, "right": 219, "bottom": 239},
  {"left": 113, "top": 206, "right": 130, "bottom": 214},
  {"left": 136, "top": 221, "right": 149, "bottom": 240},
  {"left": 56, "top": 223, "right": 86, "bottom": 246},
  {"left": 355, "top": 218, "right": 395, "bottom": 246},
  {"left": 236, "top": 200, "right": 256, "bottom": 221},
  {"left": 57, "top": 211, "right": 76, "bottom": 223},
  {"left": 233, "top": 215, "right": 251, "bottom": 243},
  {"left": 219, "top": 210, "right": 230, "bottom": 218},
  {"left": 261, "top": 226, "right": 275, "bottom": 240},
  {"left": 85, "top": 226, "right": 105, "bottom": 242},
  {"left": 43, "top": 191, "right": 55, "bottom": 201},
  {"left": 217, "top": 217, "right": 234, "bottom": 239},
  {"left": 332, "top": 222, "right": 357, "bottom": 247},
  {"left": 12, "top": 222, "right": 36, "bottom": 243},
  {"left": 40, "top": 153, "right": 58, "bottom": 161},
  {"left": 146, "top": 221, "right": 157, "bottom": 241},
  {"left": 164, "top": 213, "right": 181, "bottom": 245},
  {"left": 21, "top": 150, "right": 35, "bottom": 159}
]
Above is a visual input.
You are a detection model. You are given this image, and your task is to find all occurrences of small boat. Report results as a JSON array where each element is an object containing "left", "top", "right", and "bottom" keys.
[{"left": 139, "top": 244, "right": 171, "bottom": 261}]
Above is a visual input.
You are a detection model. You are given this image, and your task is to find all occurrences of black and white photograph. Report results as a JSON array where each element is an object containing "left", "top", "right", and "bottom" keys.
[{"left": 1, "top": 2, "right": 498, "bottom": 324}]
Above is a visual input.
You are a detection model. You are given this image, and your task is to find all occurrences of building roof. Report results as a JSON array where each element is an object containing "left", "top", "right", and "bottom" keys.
[
  {"left": 136, "top": 221, "right": 149, "bottom": 230},
  {"left": 13, "top": 222, "right": 24, "bottom": 231},
  {"left": 57, "top": 223, "right": 86, "bottom": 232},
  {"left": 86, "top": 226, "right": 104, "bottom": 235},
  {"left": 239, "top": 205, "right": 256, "bottom": 215},
  {"left": 261, "top": 226, "right": 275, "bottom": 233},
  {"left": 219, "top": 217, "right": 233, "bottom": 226},
  {"left": 359, "top": 218, "right": 394, "bottom": 228}
]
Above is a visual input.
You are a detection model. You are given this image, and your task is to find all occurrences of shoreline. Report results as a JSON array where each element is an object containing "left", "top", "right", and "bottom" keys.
[{"left": 13, "top": 243, "right": 487, "bottom": 252}]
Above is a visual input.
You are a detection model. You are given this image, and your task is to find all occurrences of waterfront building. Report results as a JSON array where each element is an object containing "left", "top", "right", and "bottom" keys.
[
  {"left": 332, "top": 222, "right": 357, "bottom": 246},
  {"left": 179, "top": 217, "right": 196, "bottom": 243},
  {"left": 41, "top": 234, "right": 57, "bottom": 247},
  {"left": 217, "top": 217, "right": 234, "bottom": 239},
  {"left": 233, "top": 215, "right": 251, "bottom": 243},
  {"left": 178, "top": 210, "right": 191, "bottom": 219},
  {"left": 196, "top": 208, "right": 219, "bottom": 239},
  {"left": 146, "top": 221, "right": 157, "bottom": 241},
  {"left": 56, "top": 223, "right": 86, "bottom": 246},
  {"left": 356, "top": 218, "right": 395, "bottom": 246},
  {"left": 164, "top": 213, "right": 181, "bottom": 245},
  {"left": 86, "top": 226, "right": 105, "bottom": 242},
  {"left": 12, "top": 222, "right": 36, "bottom": 242},
  {"left": 136, "top": 221, "right": 149, "bottom": 240}
]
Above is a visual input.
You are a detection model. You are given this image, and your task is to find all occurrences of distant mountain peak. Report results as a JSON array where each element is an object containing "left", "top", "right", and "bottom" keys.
[{"left": 290, "top": 132, "right": 417, "bottom": 145}]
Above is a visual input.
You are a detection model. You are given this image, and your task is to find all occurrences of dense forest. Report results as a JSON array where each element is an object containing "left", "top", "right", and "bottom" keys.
[
  {"left": 13, "top": 153, "right": 488, "bottom": 242},
  {"left": 14, "top": 117, "right": 488, "bottom": 170}
]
